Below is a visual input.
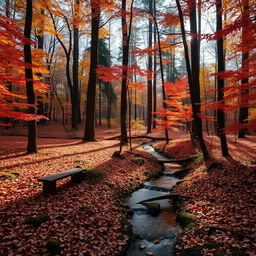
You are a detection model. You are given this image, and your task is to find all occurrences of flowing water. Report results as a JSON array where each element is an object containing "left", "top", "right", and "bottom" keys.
[{"left": 126, "top": 143, "right": 183, "bottom": 256}]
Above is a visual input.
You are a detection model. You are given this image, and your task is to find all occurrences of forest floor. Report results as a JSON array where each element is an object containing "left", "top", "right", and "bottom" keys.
[
  {"left": 0, "top": 124, "right": 255, "bottom": 255},
  {"left": 0, "top": 126, "right": 163, "bottom": 255},
  {"left": 154, "top": 134, "right": 256, "bottom": 256}
]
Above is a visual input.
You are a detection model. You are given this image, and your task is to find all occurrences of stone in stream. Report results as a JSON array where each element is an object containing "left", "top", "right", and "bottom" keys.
[
  {"left": 143, "top": 203, "right": 161, "bottom": 216},
  {"left": 145, "top": 252, "right": 154, "bottom": 256},
  {"left": 139, "top": 242, "right": 147, "bottom": 250}
]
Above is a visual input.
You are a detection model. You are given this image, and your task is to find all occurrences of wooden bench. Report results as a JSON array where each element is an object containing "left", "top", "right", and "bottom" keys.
[{"left": 38, "top": 168, "right": 85, "bottom": 194}]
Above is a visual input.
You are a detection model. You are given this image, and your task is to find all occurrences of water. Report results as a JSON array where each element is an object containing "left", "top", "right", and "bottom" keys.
[{"left": 126, "top": 143, "right": 183, "bottom": 256}]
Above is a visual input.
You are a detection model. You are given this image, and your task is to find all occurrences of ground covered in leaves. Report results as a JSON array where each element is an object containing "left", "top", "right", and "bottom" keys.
[
  {"left": 154, "top": 134, "right": 256, "bottom": 256},
  {"left": 0, "top": 135, "right": 160, "bottom": 255}
]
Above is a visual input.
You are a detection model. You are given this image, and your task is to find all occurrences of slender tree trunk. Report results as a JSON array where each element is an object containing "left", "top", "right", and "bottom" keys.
[
  {"left": 120, "top": 0, "right": 131, "bottom": 147},
  {"left": 176, "top": 0, "right": 209, "bottom": 160},
  {"left": 72, "top": 0, "right": 80, "bottom": 131},
  {"left": 147, "top": 0, "right": 153, "bottom": 133},
  {"left": 98, "top": 80, "right": 102, "bottom": 126},
  {"left": 238, "top": 0, "right": 249, "bottom": 138},
  {"left": 216, "top": 0, "right": 229, "bottom": 156},
  {"left": 153, "top": 14, "right": 169, "bottom": 143},
  {"left": 83, "top": 3, "right": 100, "bottom": 141},
  {"left": 152, "top": 0, "right": 157, "bottom": 129},
  {"left": 24, "top": 0, "right": 37, "bottom": 154}
]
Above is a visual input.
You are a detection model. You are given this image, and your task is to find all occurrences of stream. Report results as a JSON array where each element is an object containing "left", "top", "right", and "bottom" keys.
[{"left": 125, "top": 143, "right": 183, "bottom": 256}]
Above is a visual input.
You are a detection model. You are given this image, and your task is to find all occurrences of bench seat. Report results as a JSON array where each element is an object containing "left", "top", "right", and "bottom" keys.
[{"left": 38, "top": 168, "right": 85, "bottom": 194}]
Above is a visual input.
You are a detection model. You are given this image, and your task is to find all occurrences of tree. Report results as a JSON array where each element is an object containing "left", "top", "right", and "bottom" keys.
[
  {"left": 24, "top": 0, "right": 37, "bottom": 154},
  {"left": 83, "top": 1, "right": 100, "bottom": 141},
  {"left": 147, "top": 0, "right": 153, "bottom": 133},
  {"left": 175, "top": 0, "right": 209, "bottom": 160},
  {"left": 216, "top": 0, "right": 229, "bottom": 156}
]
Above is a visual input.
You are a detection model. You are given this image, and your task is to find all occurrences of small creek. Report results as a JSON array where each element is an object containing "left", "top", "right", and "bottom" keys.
[{"left": 125, "top": 143, "right": 183, "bottom": 256}]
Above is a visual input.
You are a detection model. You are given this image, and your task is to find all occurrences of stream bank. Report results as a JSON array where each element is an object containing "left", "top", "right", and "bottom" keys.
[{"left": 124, "top": 143, "right": 186, "bottom": 256}]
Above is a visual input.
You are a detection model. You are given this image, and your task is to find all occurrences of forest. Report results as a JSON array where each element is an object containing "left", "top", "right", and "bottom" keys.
[{"left": 0, "top": 0, "right": 255, "bottom": 255}]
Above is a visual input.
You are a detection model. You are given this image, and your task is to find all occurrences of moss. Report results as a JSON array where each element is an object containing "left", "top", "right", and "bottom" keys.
[
  {"left": 79, "top": 205, "right": 90, "bottom": 211},
  {"left": 150, "top": 171, "right": 161, "bottom": 179},
  {"left": 193, "top": 151, "right": 204, "bottom": 165},
  {"left": 74, "top": 159, "right": 88, "bottom": 163},
  {"left": 176, "top": 212, "right": 196, "bottom": 227},
  {"left": 0, "top": 173, "right": 16, "bottom": 179},
  {"left": 132, "top": 158, "right": 145, "bottom": 165},
  {"left": 46, "top": 239, "right": 61, "bottom": 254},
  {"left": 82, "top": 168, "right": 104, "bottom": 182},
  {"left": 25, "top": 214, "right": 49, "bottom": 227},
  {"left": 56, "top": 215, "right": 65, "bottom": 221},
  {"left": 143, "top": 202, "right": 161, "bottom": 216},
  {"left": 112, "top": 151, "right": 125, "bottom": 159}
]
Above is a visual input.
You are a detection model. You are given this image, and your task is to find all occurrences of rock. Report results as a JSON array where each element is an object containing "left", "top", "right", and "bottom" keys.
[
  {"left": 139, "top": 242, "right": 147, "bottom": 249},
  {"left": 153, "top": 239, "right": 160, "bottom": 244},
  {"left": 143, "top": 203, "right": 161, "bottom": 216},
  {"left": 145, "top": 252, "right": 154, "bottom": 256}
]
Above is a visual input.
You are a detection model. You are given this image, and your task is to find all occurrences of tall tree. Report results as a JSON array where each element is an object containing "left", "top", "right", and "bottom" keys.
[
  {"left": 83, "top": 1, "right": 100, "bottom": 141},
  {"left": 176, "top": 0, "right": 209, "bottom": 160},
  {"left": 72, "top": 0, "right": 80, "bottom": 129},
  {"left": 24, "top": 0, "right": 37, "bottom": 153},
  {"left": 238, "top": 0, "right": 249, "bottom": 138},
  {"left": 147, "top": 0, "right": 153, "bottom": 133},
  {"left": 216, "top": 0, "right": 229, "bottom": 156},
  {"left": 120, "top": 0, "right": 129, "bottom": 145}
]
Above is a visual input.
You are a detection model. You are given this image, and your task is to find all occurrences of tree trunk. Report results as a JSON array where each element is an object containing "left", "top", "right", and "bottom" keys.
[
  {"left": 24, "top": 0, "right": 37, "bottom": 154},
  {"left": 153, "top": 14, "right": 169, "bottom": 143},
  {"left": 83, "top": 3, "right": 100, "bottom": 141},
  {"left": 120, "top": 0, "right": 129, "bottom": 146},
  {"left": 147, "top": 0, "right": 153, "bottom": 133},
  {"left": 238, "top": 0, "right": 249, "bottom": 138},
  {"left": 98, "top": 80, "right": 102, "bottom": 126},
  {"left": 176, "top": 0, "right": 209, "bottom": 160},
  {"left": 72, "top": 0, "right": 80, "bottom": 131},
  {"left": 216, "top": 0, "right": 229, "bottom": 156},
  {"left": 152, "top": 0, "right": 157, "bottom": 129}
]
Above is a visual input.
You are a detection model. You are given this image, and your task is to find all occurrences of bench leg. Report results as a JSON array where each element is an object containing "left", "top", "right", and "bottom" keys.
[
  {"left": 43, "top": 181, "right": 56, "bottom": 194},
  {"left": 71, "top": 173, "right": 82, "bottom": 183}
]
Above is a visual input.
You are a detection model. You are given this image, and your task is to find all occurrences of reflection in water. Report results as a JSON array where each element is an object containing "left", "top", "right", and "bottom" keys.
[{"left": 126, "top": 143, "right": 183, "bottom": 256}]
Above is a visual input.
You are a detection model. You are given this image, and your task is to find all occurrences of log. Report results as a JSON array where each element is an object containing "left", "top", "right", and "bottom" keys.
[{"left": 136, "top": 194, "right": 192, "bottom": 204}]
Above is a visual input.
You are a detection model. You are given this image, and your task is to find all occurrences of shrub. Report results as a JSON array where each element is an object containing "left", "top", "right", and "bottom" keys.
[{"left": 132, "top": 158, "right": 145, "bottom": 165}]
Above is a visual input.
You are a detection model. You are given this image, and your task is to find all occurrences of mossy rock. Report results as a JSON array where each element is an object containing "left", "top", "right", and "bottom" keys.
[
  {"left": 176, "top": 212, "right": 196, "bottom": 227},
  {"left": 82, "top": 168, "right": 104, "bottom": 182},
  {"left": 112, "top": 151, "right": 125, "bottom": 159},
  {"left": 46, "top": 239, "right": 61, "bottom": 254},
  {"left": 150, "top": 172, "right": 161, "bottom": 179},
  {"left": 143, "top": 202, "right": 161, "bottom": 216},
  {"left": 25, "top": 214, "right": 49, "bottom": 227},
  {"left": 132, "top": 158, "right": 145, "bottom": 166}
]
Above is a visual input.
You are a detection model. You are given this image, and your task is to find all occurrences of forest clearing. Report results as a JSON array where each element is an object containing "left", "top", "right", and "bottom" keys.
[{"left": 0, "top": 0, "right": 256, "bottom": 255}]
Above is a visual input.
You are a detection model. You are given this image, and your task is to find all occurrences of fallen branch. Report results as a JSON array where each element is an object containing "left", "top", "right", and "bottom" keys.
[
  {"left": 158, "top": 157, "right": 194, "bottom": 163},
  {"left": 126, "top": 151, "right": 155, "bottom": 160},
  {"left": 205, "top": 225, "right": 256, "bottom": 241},
  {"left": 136, "top": 194, "right": 192, "bottom": 204}
]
